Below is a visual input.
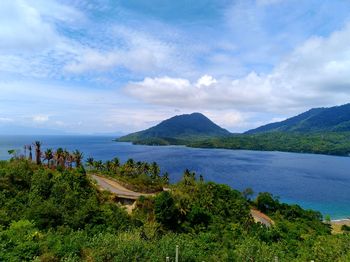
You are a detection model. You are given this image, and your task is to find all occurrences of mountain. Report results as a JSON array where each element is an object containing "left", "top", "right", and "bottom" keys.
[
  {"left": 118, "top": 113, "right": 231, "bottom": 145},
  {"left": 246, "top": 103, "right": 350, "bottom": 134}
]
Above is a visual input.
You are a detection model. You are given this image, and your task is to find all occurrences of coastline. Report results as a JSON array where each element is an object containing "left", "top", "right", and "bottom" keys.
[
  {"left": 116, "top": 139, "right": 350, "bottom": 158},
  {"left": 117, "top": 140, "right": 350, "bottom": 158},
  {"left": 331, "top": 218, "right": 350, "bottom": 224}
]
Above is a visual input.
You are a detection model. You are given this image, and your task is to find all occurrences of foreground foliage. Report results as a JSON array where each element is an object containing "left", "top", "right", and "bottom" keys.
[{"left": 0, "top": 159, "right": 350, "bottom": 261}]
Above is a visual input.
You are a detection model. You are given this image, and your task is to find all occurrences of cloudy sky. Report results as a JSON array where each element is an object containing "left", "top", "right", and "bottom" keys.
[{"left": 1, "top": 0, "right": 350, "bottom": 134}]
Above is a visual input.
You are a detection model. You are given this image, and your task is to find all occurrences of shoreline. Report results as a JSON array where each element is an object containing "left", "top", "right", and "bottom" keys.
[
  {"left": 330, "top": 218, "right": 350, "bottom": 223},
  {"left": 116, "top": 140, "right": 350, "bottom": 158}
]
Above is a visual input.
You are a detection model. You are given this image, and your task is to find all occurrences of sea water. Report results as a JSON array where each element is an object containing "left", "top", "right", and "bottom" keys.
[{"left": 1, "top": 135, "right": 349, "bottom": 219}]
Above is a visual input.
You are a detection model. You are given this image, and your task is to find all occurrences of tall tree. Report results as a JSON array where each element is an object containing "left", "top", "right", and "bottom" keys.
[
  {"left": 105, "top": 160, "right": 112, "bottom": 172},
  {"left": 72, "top": 150, "right": 83, "bottom": 168},
  {"left": 86, "top": 157, "right": 94, "bottom": 170},
  {"left": 28, "top": 145, "right": 33, "bottom": 161},
  {"left": 43, "top": 148, "right": 54, "bottom": 167},
  {"left": 23, "top": 145, "right": 27, "bottom": 159},
  {"left": 111, "top": 157, "right": 120, "bottom": 171},
  {"left": 54, "top": 148, "right": 64, "bottom": 168},
  {"left": 7, "top": 149, "right": 16, "bottom": 159},
  {"left": 34, "top": 141, "right": 42, "bottom": 165},
  {"left": 125, "top": 158, "right": 135, "bottom": 168},
  {"left": 183, "top": 169, "right": 196, "bottom": 185},
  {"left": 63, "top": 149, "right": 70, "bottom": 168},
  {"left": 94, "top": 160, "right": 104, "bottom": 171},
  {"left": 150, "top": 162, "right": 160, "bottom": 180},
  {"left": 66, "top": 152, "right": 74, "bottom": 169},
  {"left": 162, "top": 172, "right": 169, "bottom": 185}
]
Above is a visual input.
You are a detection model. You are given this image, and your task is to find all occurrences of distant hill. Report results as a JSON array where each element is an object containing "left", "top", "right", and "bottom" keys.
[
  {"left": 186, "top": 104, "right": 350, "bottom": 156},
  {"left": 117, "top": 106, "right": 350, "bottom": 156},
  {"left": 117, "top": 113, "right": 230, "bottom": 145},
  {"left": 246, "top": 103, "right": 350, "bottom": 134}
]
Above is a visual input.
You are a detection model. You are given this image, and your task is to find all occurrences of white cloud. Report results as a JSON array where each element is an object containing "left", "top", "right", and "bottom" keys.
[
  {"left": 33, "top": 115, "right": 49, "bottom": 123},
  {"left": 29, "top": 0, "right": 85, "bottom": 24},
  {"left": 125, "top": 73, "right": 270, "bottom": 110},
  {"left": 64, "top": 50, "right": 120, "bottom": 73},
  {"left": 1, "top": 0, "right": 350, "bottom": 134},
  {"left": 0, "top": 117, "right": 13, "bottom": 123},
  {"left": 64, "top": 25, "right": 192, "bottom": 76},
  {"left": 206, "top": 111, "right": 246, "bottom": 130},
  {"left": 125, "top": 23, "right": 350, "bottom": 114},
  {"left": 196, "top": 75, "right": 217, "bottom": 88},
  {"left": 0, "top": 0, "right": 86, "bottom": 80},
  {"left": 0, "top": 0, "right": 59, "bottom": 51}
]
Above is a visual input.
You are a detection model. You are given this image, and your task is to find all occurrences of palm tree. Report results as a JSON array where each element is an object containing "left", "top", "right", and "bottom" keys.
[
  {"left": 150, "top": 162, "right": 160, "bottom": 180},
  {"left": 183, "top": 169, "right": 196, "bottom": 185},
  {"left": 162, "top": 172, "right": 169, "bottom": 185},
  {"left": 8, "top": 149, "right": 16, "bottom": 159},
  {"left": 28, "top": 145, "right": 33, "bottom": 161},
  {"left": 34, "top": 141, "right": 42, "bottom": 165},
  {"left": 136, "top": 161, "right": 143, "bottom": 172},
  {"left": 94, "top": 160, "right": 104, "bottom": 171},
  {"left": 86, "top": 157, "right": 94, "bottom": 170},
  {"left": 126, "top": 158, "right": 135, "bottom": 168},
  {"left": 66, "top": 152, "right": 74, "bottom": 169},
  {"left": 54, "top": 148, "right": 64, "bottom": 168},
  {"left": 111, "top": 157, "right": 120, "bottom": 171},
  {"left": 43, "top": 148, "right": 53, "bottom": 167},
  {"left": 23, "top": 145, "right": 27, "bottom": 159},
  {"left": 63, "top": 149, "right": 71, "bottom": 168},
  {"left": 142, "top": 162, "right": 150, "bottom": 174},
  {"left": 72, "top": 150, "right": 83, "bottom": 168},
  {"left": 105, "top": 160, "right": 112, "bottom": 172}
]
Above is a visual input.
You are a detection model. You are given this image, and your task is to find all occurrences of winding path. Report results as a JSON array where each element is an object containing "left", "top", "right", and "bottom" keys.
[
  {"left": 91, "top": 174, "right": 155, "bottom": 200},
  {"left": 250, "top": 209, "right": 275, "bottom": 227},
  {"left": 91, "top": 174, "right": 274, "bottom": 227}
]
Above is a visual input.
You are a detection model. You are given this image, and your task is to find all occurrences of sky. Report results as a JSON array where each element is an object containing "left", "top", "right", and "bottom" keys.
[{"left": 1, "top": 0, "right": 350, "bottom": 134}]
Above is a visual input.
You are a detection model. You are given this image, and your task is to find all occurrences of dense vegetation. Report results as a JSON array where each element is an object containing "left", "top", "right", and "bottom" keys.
[
  {"left": 87, "top": 157, "right": 169, "bottom": 193},
  {"left": 246, "top": 103, "right": 350, "bottom": 133},
  {"left": 118, "top": 112, "right": 230, "bottom": 143},
  {"left": 1, "top": 145, "right": 350, "bottom": 260},
  {"left": 119, "top": 131, "right": 350, "bottom": 156},
  {"left": 188, "top": 132, "right": 350, "bottom": 156}
]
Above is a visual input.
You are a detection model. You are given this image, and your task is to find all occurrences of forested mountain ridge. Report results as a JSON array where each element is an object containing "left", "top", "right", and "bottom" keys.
[
  {"left": 189, "top": 104, "right": 350, "bottom": 156},
  {"left": 246, "top": 103, "right": 350, "bottom": 134}
]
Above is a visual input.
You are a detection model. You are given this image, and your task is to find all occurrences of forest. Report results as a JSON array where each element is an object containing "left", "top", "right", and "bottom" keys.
[
  {"left": 1, "top": 144, "right": 350, "bottom": 261},
  {"left": 188, "top": 132, "right": 350, "bottom": 156}
]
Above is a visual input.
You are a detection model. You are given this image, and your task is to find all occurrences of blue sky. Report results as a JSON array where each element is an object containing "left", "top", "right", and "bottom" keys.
[{"left": 1, "top": 0, "right": 350, "bottom": 134}]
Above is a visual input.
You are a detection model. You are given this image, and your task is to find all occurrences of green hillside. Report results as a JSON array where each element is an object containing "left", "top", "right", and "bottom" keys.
[
  {"left": 189, "top": 132, "right": 350, "bottom": 156},
  {"left": 118, "top": 112, "right": 230, "bottom": 145},
  {"left": 246, "top": 103, "right": 350, "bottom": 134},
  {"left": 117, "top": 105, "right": 350, "bottom": 156},
  {"left": 2, "top": 154, "right": 350, "bottom": 261}
]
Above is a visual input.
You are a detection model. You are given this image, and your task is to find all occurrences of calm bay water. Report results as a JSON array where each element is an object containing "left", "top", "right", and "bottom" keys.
[{"left": 1, "top": 135, "right": 349, "bottom": 219}]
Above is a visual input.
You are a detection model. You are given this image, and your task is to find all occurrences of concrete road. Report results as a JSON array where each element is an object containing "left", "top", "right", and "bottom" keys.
[{"left": 91, "top": 174, "right": 155, "bottom": 200}]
